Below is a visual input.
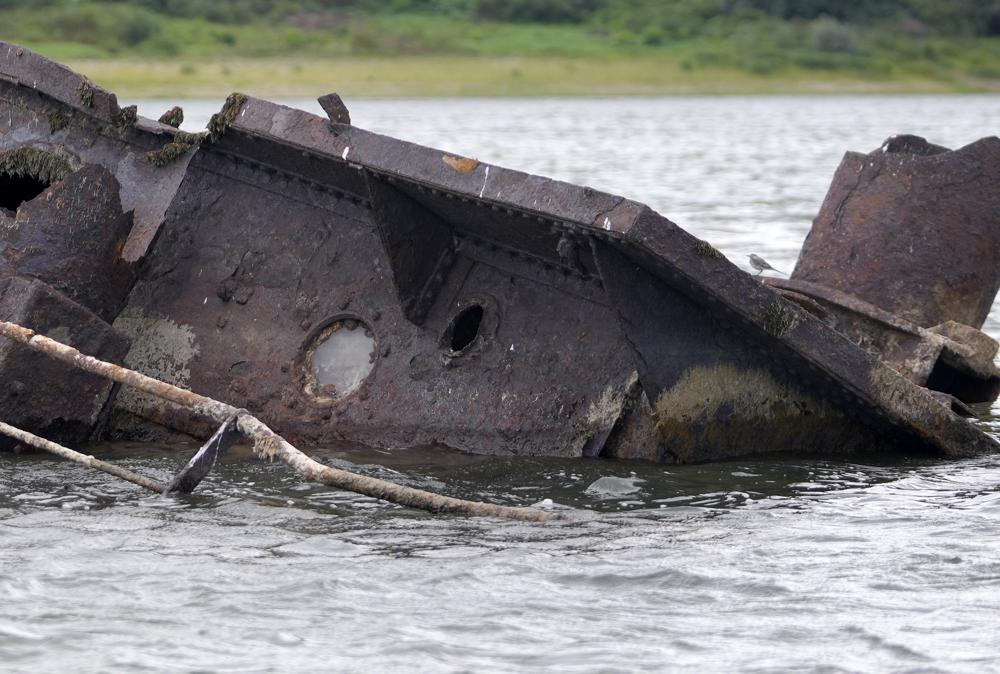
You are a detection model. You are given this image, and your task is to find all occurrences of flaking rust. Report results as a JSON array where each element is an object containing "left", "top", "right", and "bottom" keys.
[{"left": 1, "top": 41, "right": 999, "bottom": 464}]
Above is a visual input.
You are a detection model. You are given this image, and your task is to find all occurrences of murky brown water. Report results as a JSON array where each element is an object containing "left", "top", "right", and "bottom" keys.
[{"left": 3, "top": 95, "right": 1000, "bottom": 672}]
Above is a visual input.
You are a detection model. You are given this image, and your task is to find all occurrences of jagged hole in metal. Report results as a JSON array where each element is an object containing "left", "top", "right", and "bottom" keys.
[
  {"left": 0, "top": 173, "right": 48, "bottom": 211},
  {"left": 449, "top": 305, "right": 484, "bottom": 353},
  {"left": 309, "top": 320, "right": 376, "bottom": 399}
]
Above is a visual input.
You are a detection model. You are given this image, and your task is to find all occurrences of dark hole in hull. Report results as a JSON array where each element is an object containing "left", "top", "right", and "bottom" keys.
[
  {"left": 0, "top": 173, "right": 49, "bottom": 211},
  {"left": 925, "top": 357, "right": 1000, "bottom": 404},
  {"left": 450, "top": 305, "right": 484, "bottom": 352}
]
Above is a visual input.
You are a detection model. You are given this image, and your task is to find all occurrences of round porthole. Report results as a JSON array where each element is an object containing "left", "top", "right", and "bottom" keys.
[{"left": 303, "top": 318, "right": 376, "bottom": 401}]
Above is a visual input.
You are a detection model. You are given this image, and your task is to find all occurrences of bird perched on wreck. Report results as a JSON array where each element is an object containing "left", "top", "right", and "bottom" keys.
[{"left": 748, "top": 253, "right": 785, "bottom": 276}]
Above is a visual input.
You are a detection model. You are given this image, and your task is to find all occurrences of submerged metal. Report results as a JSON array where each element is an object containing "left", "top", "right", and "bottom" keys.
[{"left": 1, "top": 42, "right": 999, "bottom": 463}]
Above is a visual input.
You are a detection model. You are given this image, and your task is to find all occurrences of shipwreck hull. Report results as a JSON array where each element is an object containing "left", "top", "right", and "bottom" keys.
[{"left": 1, "top": 42, "right": 998, "bottom": 463}]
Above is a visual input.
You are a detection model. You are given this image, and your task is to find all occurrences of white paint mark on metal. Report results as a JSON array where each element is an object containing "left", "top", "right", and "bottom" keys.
[{"left": 479, "top": 165, "right": 490, "bottom": 198}]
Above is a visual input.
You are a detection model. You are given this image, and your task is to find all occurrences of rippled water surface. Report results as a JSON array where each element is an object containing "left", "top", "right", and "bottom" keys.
[{"left": 3, "top": 96, "right": 1000, "bottom": 672}]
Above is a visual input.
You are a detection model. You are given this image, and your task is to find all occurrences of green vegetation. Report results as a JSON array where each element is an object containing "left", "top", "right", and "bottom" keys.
[{"left": 1, "top": 0, "right": 999, "bottom": 96}]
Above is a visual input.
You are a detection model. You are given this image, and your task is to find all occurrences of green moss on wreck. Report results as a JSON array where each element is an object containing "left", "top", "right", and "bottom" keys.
[
  {"left": 145, "top": 130, "right": 206, "bottom": 167},
  {"left": 651, "top": 362, "right": 875, "bottom": 463},
  {"left": 208, "top": 92, "right": 248, "bottom": 142},
  {"left": 760, "top": 299, "right": 800, "bottom": 337},
  {"left": 103, "top": 105, "right": 140, "bottom": 140},
  {"left": 77, "top": 80, "right": 95, "bottom": 108},
  {"left": 0, "top": 147, "right": 73, "bottom": 185},
  {"left": 48, "top": 111, "right": 70, "bottom": 133},
  {"left": 145, "top": 142, "right": 188, "bottom": 167},
  {"left": 693, "top": 239, "right": 724, "bottom": 259},
  {"left": 113, "top": 105, "right": 138, "bottom": 130},
  {"left": 158, "top": 106, "right": 184, "bottom": 128}
]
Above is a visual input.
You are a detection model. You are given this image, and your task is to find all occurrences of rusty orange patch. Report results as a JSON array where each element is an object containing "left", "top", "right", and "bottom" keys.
[{"left": 442, "top": 155, "right": 479, "bottom": 174}]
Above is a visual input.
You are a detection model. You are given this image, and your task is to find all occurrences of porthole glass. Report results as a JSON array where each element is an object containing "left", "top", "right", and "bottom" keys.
[{"left": 306, "top": 319, "right": 375, "bottom": 400}]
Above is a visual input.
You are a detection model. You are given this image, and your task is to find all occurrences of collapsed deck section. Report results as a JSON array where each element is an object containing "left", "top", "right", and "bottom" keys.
[{"left": 1, "top": 40, "right": 997, "bottom": 462}]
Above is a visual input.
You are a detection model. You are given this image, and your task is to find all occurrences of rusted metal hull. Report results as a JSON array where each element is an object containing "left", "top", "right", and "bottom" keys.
[{"left": 1, "top": 42, "right": 998, "bottom": 463}]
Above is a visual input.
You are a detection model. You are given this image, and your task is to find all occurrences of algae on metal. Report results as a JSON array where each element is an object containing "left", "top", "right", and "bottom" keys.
[
  {"left": 47, "top": 111, "right": 69, "bottom": 134},
  {"left": 760, "top": 299, "right": 800, "bottom": 337},
  {"left": 651, "top": 363, "right": 871, "bottom": 463},
  {"left": 145, "top": 131, "right": 206, "bottom": 168},
  {"left": 0, "top": 147, "right": 73, "bottom": 185},
  {"left": 112, "top": 105, "right": 138, "bottom": 130},
  {"left": 76, "top": 80, "right": 95, "bottom": 108},
  {"left": 693, "top": 239, "right": 724, "bottom": 259},
  {"left": 208, "top": 93, "right": 249, "bottom": 142},
  {"left": 157, "top": 106, "right": 184, "bottom": 128},
  {"left": 103, "top": 105, "right": 139, "bottom": 141}
]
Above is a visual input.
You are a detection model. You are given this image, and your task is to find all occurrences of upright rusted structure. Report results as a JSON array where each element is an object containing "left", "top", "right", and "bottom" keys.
[
  {"left": 767, "top": 134, "right": 1000, "bottom": 406},
  {"left": 1, "top": 42, "right": 998, "bottom": 462}
]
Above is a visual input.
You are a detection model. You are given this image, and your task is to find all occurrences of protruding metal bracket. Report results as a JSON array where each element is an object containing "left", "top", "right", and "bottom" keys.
[
  {"left": 365, "top": 173, "right": 457, "bottom": 326},
  {"left": 318, "top": 92, "right": 351, "bottom": 125},
  {"left": 164, "top": 414, "right": 241, "bottom": 494}
]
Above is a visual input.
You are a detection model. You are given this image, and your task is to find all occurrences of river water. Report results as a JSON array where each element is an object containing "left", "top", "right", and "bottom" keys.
[{"left": 3, "top": 96, "right": 1000, "bottom": 672}]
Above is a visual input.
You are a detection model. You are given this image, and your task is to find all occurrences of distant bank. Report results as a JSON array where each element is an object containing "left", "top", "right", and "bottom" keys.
[
  {"left": 6, "top": 0, "right": 1000, "bottom": 98},
  {"left": 63, "top": 56, "right": 1000, "bottom": 99}
]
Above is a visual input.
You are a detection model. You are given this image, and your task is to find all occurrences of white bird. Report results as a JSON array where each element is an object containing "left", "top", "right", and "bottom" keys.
[{"left": 748, "top": 254, "right": 785, "bottom": 276}]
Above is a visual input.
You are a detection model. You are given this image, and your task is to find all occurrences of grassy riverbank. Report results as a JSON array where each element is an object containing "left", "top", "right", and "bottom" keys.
[
  {"left": 61, "top": 56, "right": 992, "bottom": 99},
  {"left": 3, "top": 1, "right": 1000, "bottom": 97}
]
